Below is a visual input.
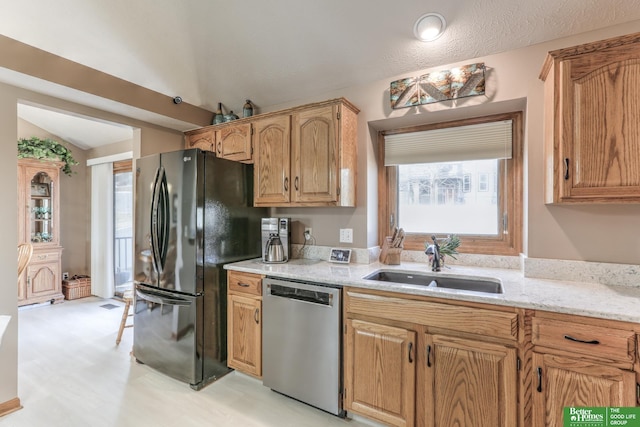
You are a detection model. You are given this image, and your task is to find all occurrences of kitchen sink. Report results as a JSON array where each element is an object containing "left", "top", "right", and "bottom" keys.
[{"left": 362, "top": 270, "right": 503, "bottom": 294}]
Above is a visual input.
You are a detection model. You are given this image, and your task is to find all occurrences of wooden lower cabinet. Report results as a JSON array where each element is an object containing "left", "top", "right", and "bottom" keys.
[
  {"left": 343, "top": 287, "right": 521, "bottom": 427},
  {"left": 344, "top": 318, "right": 416, "bottom": 427},
  {"left": 227, "top": 293, "right": 262, "bottom": 377},
  {"left": 532, "top": 352, "right": 636, "bottom": 427},
  {"left": 227, "top": 270, "right": 264, "bottom": 378},
  {"left": 422, "top": 334, "right": 518, "bottom": 427},
  {"left": 19, "top": 247, "right": 64, "bottom": 306},
  {"left": 531, "top": 311, "right": 639, "bottom": 427}
]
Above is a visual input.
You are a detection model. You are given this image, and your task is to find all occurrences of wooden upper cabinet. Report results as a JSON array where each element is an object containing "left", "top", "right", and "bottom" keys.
[
  {"left": 185, "top": 128, "right": 214, "bottom": 152},
  {"left": 253, "top": 115, "right": 291, "bottom": 206},
  {"left": 185, "top": 123, "right": 253, "bottom": 162},
  {"left": 255, "top": 98, "right": 359, "bottom": 207},
  {"left": 292, "top": 105, "right": 338, "bottom": 204},
  {"left": 296, "top": 100, "right": 359, "bottom": 207},
  {"left": 540, "top": 32, "right": 640, "bottom": 203},
  {"left": 184, "top": 98, "right": 359, "bottom": 207},
  {"left": 216, "top": 122, "right": 253, "bottom": 163}
]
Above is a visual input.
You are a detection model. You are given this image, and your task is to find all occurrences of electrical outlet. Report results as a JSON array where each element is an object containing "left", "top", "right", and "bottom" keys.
[
  {"left": 304, "top": 228, "right": 312, "bottom": 239},
  {"left": 339, "top": 228, "right": 353, "bottom": 243},
  {"left": 62, "top": 272, "right": 69, "bottom": 280}
]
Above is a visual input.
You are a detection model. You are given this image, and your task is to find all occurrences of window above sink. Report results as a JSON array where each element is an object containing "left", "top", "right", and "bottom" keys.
[{"left": 378, "top": 111, "right": 523, "bottom": 256}]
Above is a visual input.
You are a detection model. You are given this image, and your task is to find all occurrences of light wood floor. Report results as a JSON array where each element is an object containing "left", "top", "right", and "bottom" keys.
[{"left": 1, "top": 297, "right": 374, "bottom": 427}]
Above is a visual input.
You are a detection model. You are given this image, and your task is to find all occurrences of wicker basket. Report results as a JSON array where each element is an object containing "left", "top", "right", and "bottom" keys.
[{"left": 62, "top": 276, "right": 91, "bottom": 300}]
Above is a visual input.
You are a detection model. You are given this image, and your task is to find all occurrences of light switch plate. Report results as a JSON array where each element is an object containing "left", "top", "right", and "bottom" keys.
[{"left": 339, "top": 228, "right": 353, "bottom": 243}]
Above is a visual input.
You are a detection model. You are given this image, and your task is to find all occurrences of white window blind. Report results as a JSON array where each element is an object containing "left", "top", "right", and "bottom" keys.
[{"left": 384, "top": 120, "right": 513, "bottom": 165}]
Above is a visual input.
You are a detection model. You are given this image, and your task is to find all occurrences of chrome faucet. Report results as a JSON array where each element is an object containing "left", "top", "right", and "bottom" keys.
[{"left": 429, "top": 235, "right": 441, "bottom": 272}]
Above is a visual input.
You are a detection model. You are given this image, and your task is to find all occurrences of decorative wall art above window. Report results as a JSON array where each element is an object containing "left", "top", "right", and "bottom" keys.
[{"left": 390, "top": 63, "right": 486, "bottom": 109}]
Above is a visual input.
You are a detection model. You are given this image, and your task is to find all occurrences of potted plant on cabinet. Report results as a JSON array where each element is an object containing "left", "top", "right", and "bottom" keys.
[{"left": 17, "top": 137, "right": 78, "bottom": 176}]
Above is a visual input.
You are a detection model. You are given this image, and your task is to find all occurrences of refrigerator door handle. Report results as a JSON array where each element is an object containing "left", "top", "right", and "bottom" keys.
[
  {"left": 150, "top": 166, "right": 166, "bottom": 274},
  {"left": 158, "top": 171, "right": 170, "bottom": 270},
  {"left": 136, "top": 288, "right": 192, "bottom": 307}
]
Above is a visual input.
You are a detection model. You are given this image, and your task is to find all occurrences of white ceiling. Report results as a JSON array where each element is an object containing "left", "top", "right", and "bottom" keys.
[
  {"left": 4, "top": 0, "right": 640, "bottom": 148},
  {"left": 18, "top": 103, "right": 134, "bottom": 150}
]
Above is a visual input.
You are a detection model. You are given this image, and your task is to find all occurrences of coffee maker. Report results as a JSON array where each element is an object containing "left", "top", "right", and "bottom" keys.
[{"left": 261, "top": 218, "right": 290, "bottom": 263}]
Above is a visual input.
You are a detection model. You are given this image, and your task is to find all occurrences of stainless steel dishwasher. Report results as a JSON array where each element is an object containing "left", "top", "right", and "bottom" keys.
[{"left": 262, "top": 277, "right": 344, "bottom": 417}]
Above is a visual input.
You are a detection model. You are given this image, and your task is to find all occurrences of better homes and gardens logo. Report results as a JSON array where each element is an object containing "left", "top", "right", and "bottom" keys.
[{"left": 564, "top": 407, "right": 640, "bottom": 427}]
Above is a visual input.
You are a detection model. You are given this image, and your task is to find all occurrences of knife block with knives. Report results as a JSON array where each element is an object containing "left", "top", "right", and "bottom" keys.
[{"left": 380, "top": 227, "right": 404, "bottom": 265}]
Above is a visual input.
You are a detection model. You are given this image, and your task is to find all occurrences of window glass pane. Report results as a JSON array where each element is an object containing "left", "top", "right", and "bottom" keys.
[
  {"left": 398, "top": 159, "right": 499, "bottom": 235},
  {"left": 114, "top": 171, "right": 133, "bottom": 291}
]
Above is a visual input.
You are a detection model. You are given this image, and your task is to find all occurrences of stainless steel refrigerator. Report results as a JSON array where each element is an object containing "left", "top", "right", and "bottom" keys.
[{"left": 133, "top": 148, "right": 266, "bottom": 390}]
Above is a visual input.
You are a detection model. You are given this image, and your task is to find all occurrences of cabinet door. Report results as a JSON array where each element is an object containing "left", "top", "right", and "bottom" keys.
[
  {"left": 216, "top": 123, "right": 252, "bottom": 162},
  {"left": 185, "top": 129, "right": 214, "bottom": 152},
  {"left": 345, "top": 318, "right": 416, "bottom": 427},
  {"left": 227, "top": 293, "right": 262, "bottom": 377},
  {"left": 291, "top": 105, "right": 338, "bottom": 204},
  {"left": 253, "top": 115, "right": 291, "bottom": 206},
  {"left": 553, "top": 45, "right": 640, "bottom": 202},
  {"left": 26, "top": 261, "right": 60, "bottom": 300},
  {"left": 24, "top": 165, "right": 60, "bottom": 246},
  {"left": 423, "top": 334, "right": 517, "bottom": 427},
  {"left": 563, "top": 54, "right": 640, "bottom": 200},
  {"left": 532, "top": 352, "right": 636, "bottom": 427}
]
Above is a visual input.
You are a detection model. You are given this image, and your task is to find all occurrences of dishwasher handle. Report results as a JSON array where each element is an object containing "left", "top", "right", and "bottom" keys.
[{"left": 266, "top": 282, "right": 337, "bottom": 307}]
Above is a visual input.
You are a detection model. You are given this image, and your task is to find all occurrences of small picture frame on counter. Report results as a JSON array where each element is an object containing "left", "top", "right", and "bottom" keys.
[{"left": 329, "top": 248, "right": 351, "bottom": 264}]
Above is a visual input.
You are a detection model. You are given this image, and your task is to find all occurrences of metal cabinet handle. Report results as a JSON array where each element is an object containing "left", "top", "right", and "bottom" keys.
[
  {"left": 536, "top": 367, "right": 543, "bottom": 392},
  {"left": 426, "top": 344, "right": 432, "bottom": 367},
  {"left": 254, "top": 308, "right": 259, "bottom": 324},
  {"left": 564, "top": 334, "right": 600, "bottom": 345},
  {"left": 564, "top": 158, "right": 570, "bottom": 180},
  {"left": 237, "top": 282, "right": 250, "bottom": 288},
  {"left": 284, "top": 177, "right": 289, "bottom": 192},
  {"left": 408, "top": 342, "right": 413, "bottom": 363},
  {"left": 294, "top": 176, "right": 299, "bottom": 191},
  {"left": 217, "top": 142, "right": 221, "bottom": 154}
]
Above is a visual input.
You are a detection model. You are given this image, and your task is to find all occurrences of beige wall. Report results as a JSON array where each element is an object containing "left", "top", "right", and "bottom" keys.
[
  {"left": 86, "top": 139, "right": 132, "bottom": 160},
  {"left": 17, "top": 119, "right": 90, "bottom": 276},
  {"left": 272, "top": 21, "right": 640, "bottom": 264},
  {"left": 0, "top": 83, "right": 19, "bottom": 408},
  {"left": 0, "top": 83, "right": 183, "bottom": 407}
]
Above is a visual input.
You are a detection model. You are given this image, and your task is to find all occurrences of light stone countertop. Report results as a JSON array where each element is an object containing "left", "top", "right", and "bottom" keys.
[{"left": 225, "top": 258, "right": 640, "bottom": 324}]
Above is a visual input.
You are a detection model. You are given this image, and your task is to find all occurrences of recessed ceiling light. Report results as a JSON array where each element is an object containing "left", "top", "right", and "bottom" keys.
[{"left": 413, "top": 13, "right": 447, "bottom": 42}]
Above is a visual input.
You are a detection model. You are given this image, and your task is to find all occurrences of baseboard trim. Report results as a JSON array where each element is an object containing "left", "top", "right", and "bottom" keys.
[{"left": 0, "top": 397, "right": 22, "bottom": 417}]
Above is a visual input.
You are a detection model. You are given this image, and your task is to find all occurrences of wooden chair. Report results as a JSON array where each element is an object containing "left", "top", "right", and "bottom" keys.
[
  {"left": 17, "top": 243, "right": 33, "bottom": 283},
  {"left": 116, "top": 288, "right": 134, "bottom": 345}
]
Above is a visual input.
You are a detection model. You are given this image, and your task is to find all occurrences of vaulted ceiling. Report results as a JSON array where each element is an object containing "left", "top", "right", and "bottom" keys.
[{"left": 3, "top": 0, "right": 640, "bottom": 146}]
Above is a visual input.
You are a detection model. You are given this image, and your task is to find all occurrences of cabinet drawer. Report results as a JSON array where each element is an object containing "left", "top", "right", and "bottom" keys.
[
  {"left": 32, "top": 251, "right": 60, "bottom": 263},
  {"left": 532, "top": 317, "right": 635, "bottom": 363},
  {"left": 227, "top": 271, "right": 263, "bottom": 296}
]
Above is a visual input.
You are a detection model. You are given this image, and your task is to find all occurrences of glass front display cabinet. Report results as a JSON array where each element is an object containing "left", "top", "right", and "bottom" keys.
[{"left": 18, "top": 158, "right": 64, "bottom": 306}]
